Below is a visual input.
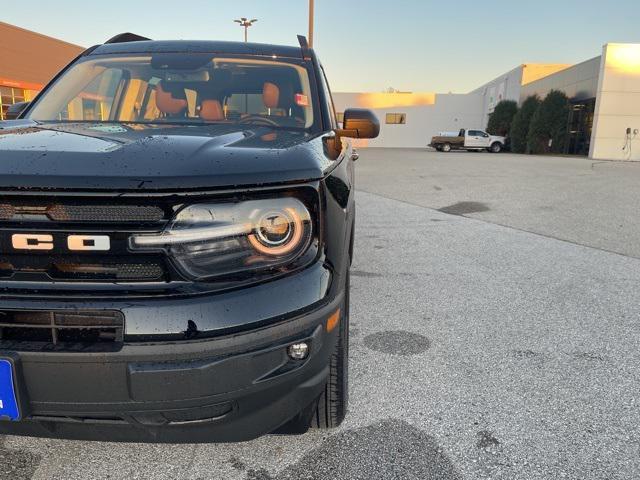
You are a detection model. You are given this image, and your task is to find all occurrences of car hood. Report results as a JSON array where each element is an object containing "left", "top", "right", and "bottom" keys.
[{"left": 0, "top": 121, "right": 331, "bottom": 191}]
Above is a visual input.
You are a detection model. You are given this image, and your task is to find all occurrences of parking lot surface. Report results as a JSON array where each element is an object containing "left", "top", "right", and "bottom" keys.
[
  {"left": 356, "top": 149, "right": 640, "bottom": 258},
  {"left": 3, "top": 150, "right": 640, "bottom": 479}
]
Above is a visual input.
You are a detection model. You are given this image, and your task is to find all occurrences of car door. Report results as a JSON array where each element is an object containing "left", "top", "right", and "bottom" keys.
[
  {"left": 477, "top": 130, "right": 492, "bottom": 147},
  {"left": 465, "top": 130, "right": 486, "bottom": 148}
]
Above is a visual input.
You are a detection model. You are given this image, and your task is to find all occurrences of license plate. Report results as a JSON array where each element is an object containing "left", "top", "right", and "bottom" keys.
[{"left": 0, "top": 359, "right": 21, "bottom": 421}]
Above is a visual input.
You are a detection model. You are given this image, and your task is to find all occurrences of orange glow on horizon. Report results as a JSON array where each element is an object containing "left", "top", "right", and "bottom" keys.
[{"left": 352, "top": 92, "right": 436, "bottom": 109}]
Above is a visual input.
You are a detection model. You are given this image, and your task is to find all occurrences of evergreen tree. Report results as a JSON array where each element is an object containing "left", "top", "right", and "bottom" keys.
[
  {"left": 526, "top": 90, "right": 570, "bottom": 154},
  {"left": 510, "top": 95, "right": 540, "bottom": 154},
  {"left": 487, "top": 100, "right": 518, "bottom": 137}
]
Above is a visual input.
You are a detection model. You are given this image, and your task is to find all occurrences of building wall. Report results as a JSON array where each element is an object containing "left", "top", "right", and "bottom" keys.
[
  {"left": 0, "top": 22, "right": 83, "bottom": 89},
  {"left": 332, "top": 92, "right": 484, "bottom": 148},
  {"left": 519, "top": 57, "right": 601, "bottom": 102},
  {"left": 520, "top": 64, "right": 573, "bottom": 86},
  {"left": 470, "top": 64, "right": 570, "bottom": 127},
  {"left": 471, "top": 65, "right": 524, "bottom": 128},
  {"left": 590, "top": 43, "right": 640, "bottom": 161},
  {"left": 0, "top": 22, "right": 83, "bottom": 120}
]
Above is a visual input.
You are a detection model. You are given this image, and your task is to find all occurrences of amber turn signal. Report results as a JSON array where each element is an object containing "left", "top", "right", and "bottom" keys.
[{"left": 326, "top": 308, "right": 341, "bottom": 333}]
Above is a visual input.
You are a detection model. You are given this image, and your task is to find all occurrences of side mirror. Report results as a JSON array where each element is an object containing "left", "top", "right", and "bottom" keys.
[
  {"left": 338, "top": 108, "right": 380, "bottom": 139},
  {"left": 5, "top": 101, "right": 30, "bottom": 120}
]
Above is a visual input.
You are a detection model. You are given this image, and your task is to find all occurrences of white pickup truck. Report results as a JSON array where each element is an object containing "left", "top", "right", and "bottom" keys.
[{"left": 430, "top": 129, "right": 505, "bottom": 153}]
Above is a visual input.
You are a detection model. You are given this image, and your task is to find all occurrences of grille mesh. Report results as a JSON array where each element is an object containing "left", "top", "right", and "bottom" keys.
[
  {"left": 47, "top": 204, "right": 165, "bottom": 222},
  {"left": 52, "top": 262, "right": 164, "bottom": 281},
  {"left": 0, "top": 203, "right": 165, "bottom": 222},
  {"left": 0, "top": 204, "right": 14, "bottom": 220}
]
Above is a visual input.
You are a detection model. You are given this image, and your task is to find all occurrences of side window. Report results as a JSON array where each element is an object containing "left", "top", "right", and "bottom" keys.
[
  {"left": 386, "top": 113, "right": 407, "bottom": 125},
  {"left": 319, "top": 65, "right": 337, "bottom": 130},
  {"left": 1, "top": 86, "right": 26, "bottom": 120},
  {"left": 62, "top": 69, "right": 123, "bottom": 121},
  {"left": 468, "top": 130, "right": 481, "bottom": 136}
]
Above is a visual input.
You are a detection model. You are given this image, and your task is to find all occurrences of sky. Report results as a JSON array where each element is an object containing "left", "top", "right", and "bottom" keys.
[{"left": 2, "top": 0, "right": 639, "bottom": 93}]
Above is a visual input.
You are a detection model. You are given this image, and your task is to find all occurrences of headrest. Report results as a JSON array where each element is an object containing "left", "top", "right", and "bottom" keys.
[
  {"left": 200, "top": 100, "right": 224, "bottom": 121},
  {"left": 263, "top": 82, "right": 280, "bottom": 109},
  {"left": 155, "top": 82, "right": 188, "bottom": 115}
]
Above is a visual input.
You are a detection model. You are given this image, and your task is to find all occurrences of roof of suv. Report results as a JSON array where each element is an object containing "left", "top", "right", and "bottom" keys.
[{"left": 91, "top": 40, "right": 307, "bottom": 59}]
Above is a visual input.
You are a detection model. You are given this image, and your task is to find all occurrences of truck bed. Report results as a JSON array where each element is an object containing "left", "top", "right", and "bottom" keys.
[{"left": 430, "top": 135, "right": 464, "bottom": 146}]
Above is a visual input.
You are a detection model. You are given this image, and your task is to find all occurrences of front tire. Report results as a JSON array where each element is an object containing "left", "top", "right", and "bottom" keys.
[
  {"left": 311, "top": 271, "right": 349, "bottom": 429},
  {"left": 490, "top": 142, "right": 502, "bottom": 153}
]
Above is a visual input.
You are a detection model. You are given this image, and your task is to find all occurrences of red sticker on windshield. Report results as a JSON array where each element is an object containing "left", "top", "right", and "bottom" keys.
[{"left": 295, "top": 94, "right": 309, "bottom": 107}]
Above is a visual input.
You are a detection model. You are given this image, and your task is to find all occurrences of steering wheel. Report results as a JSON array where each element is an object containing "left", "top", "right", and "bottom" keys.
[{"left": 238, "top": 115, "right": 280, "bottom": 127}]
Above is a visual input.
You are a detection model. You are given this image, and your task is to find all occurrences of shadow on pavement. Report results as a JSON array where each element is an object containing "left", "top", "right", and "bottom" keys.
[{"left": 229, "top": 419, "right": 461, "bottom": 480}]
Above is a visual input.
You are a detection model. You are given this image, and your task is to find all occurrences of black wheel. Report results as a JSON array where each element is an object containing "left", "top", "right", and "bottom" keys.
[
  {"left": 490, "top": 142, "right": 502, "bottom": 153},
  {"left": 311, "top": 271, "right": 349, "bottom": 429},
  {"left": 442, "top": 143, "right": 452, "bottom": 152},
  {"left": 435, "top": 146, "right": 443, "bottom": 152}
]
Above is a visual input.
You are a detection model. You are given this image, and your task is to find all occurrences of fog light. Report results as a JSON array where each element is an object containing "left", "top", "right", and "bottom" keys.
[{"left": 287, "top": 342, "right": 309, "bottom": 360}]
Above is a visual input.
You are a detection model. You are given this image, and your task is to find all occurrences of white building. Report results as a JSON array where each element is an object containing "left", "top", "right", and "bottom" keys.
[
  {"left": 331, "top": 91, "right": 483, "bottom": 149},
  {"left": 333, "top": 43, "right": 640, "bottom": 161}
]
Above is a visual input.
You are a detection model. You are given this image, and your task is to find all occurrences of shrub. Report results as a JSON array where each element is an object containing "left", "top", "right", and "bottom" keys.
[
  {"left": 487, "top": 100, "right": 518, "bottom": 137},
  {"left": 526, "top": 90, "right": 570, "bottom": 154},
  {"left": 509, "top": 95, "right": 540, "bottom": 153}
]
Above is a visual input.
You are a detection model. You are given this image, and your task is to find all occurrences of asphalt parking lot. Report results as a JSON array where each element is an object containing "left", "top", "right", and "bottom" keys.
[{"left": 3, "top": 149, "right": 640, "bottom": 480}]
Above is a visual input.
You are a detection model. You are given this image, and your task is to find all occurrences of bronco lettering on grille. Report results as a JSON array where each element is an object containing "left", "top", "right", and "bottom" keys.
[{"left": 11, "top": 234, "right": 111, "bottom": 252}]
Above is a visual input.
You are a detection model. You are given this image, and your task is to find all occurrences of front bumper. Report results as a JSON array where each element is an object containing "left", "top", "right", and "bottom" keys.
[{"left": 0, "top": 266, "right": 343, "bottom": 443}]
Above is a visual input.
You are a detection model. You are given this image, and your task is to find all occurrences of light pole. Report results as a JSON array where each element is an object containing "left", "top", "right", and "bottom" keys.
[
  {"left": 233, "top": 17, "right": 258, "bottom": 43},
  {"left": 308, "top": 0, "right": 314, "bottom": 48}
]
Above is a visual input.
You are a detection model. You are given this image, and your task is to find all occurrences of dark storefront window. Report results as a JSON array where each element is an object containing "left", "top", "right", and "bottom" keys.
[
  {"left": 565, "top": 98, "right": 596, "bottom": 156},
  {"left": 0, "top": 86, "right": 26, "bottom": 120}
]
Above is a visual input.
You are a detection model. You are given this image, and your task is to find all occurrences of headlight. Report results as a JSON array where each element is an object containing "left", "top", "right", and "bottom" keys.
[{"left": 129, "top": 197, "right": 315, "bottom": 280}]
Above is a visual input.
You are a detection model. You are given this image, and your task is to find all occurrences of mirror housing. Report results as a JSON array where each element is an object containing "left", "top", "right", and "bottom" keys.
[
  {"left": 5, "top": 101, "right": 30, "bottom": 120},
  {"left": 337, "top": 108, "right": 380, "bottom": 139}
]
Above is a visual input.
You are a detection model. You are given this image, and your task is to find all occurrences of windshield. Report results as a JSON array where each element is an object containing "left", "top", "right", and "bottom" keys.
[{"left": 26, "top": 53, "right": 315, "bottom": 130}]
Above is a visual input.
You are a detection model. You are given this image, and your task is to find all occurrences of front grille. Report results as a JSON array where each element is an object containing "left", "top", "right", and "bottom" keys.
[
  {"left": 0, "top": 255, "right": 167, "bottom": 282},
  {"left": 0, "top": 202, "right": 166, "bottom": 223},
  {"left": 0, "top": 310, "right": 124, "bottom": 351},
  {"left": 0, "top": 196, "right": 176, "bottom": 294},
  {"left": 51, "top": 261, "right": 165, "bottom": 281}
]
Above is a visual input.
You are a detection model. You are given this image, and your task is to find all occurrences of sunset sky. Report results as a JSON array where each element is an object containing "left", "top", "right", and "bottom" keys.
[{"left": 3, "top": 0, "right": 638, "bottom": 93}]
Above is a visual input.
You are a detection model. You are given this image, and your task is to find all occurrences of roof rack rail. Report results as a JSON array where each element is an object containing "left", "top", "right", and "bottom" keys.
[
  {"left": 105, "top": 33, "right": 151, "bottom": 44},
  {"left": 297, "top": 35, "right": 312, "bottom": 61}
]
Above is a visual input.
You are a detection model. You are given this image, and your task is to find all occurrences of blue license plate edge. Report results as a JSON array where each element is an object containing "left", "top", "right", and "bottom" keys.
[{"left": 0, "top": 358, "right": 21, "bottom": 421}]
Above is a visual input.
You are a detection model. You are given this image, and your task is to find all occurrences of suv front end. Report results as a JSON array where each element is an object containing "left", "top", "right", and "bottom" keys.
[
  {"left": 0, "top": 183, "right": 347, "bottom": 442},
  {"left": 0, "top": 34, "right": 378, "bottom": 442}
]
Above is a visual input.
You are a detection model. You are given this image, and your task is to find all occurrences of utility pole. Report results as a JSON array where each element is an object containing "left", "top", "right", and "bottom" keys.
[
  {"left": 233, "top": 17, "right": 258, "bottom": 42},
  {"left": 308, "top": 0, "right": 315, "bottom": 48}
]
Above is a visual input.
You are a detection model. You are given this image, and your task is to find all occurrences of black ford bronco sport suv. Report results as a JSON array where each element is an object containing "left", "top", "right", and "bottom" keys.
[{"left": 0, "top": 33, "right": 379, "bottom": 442}]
